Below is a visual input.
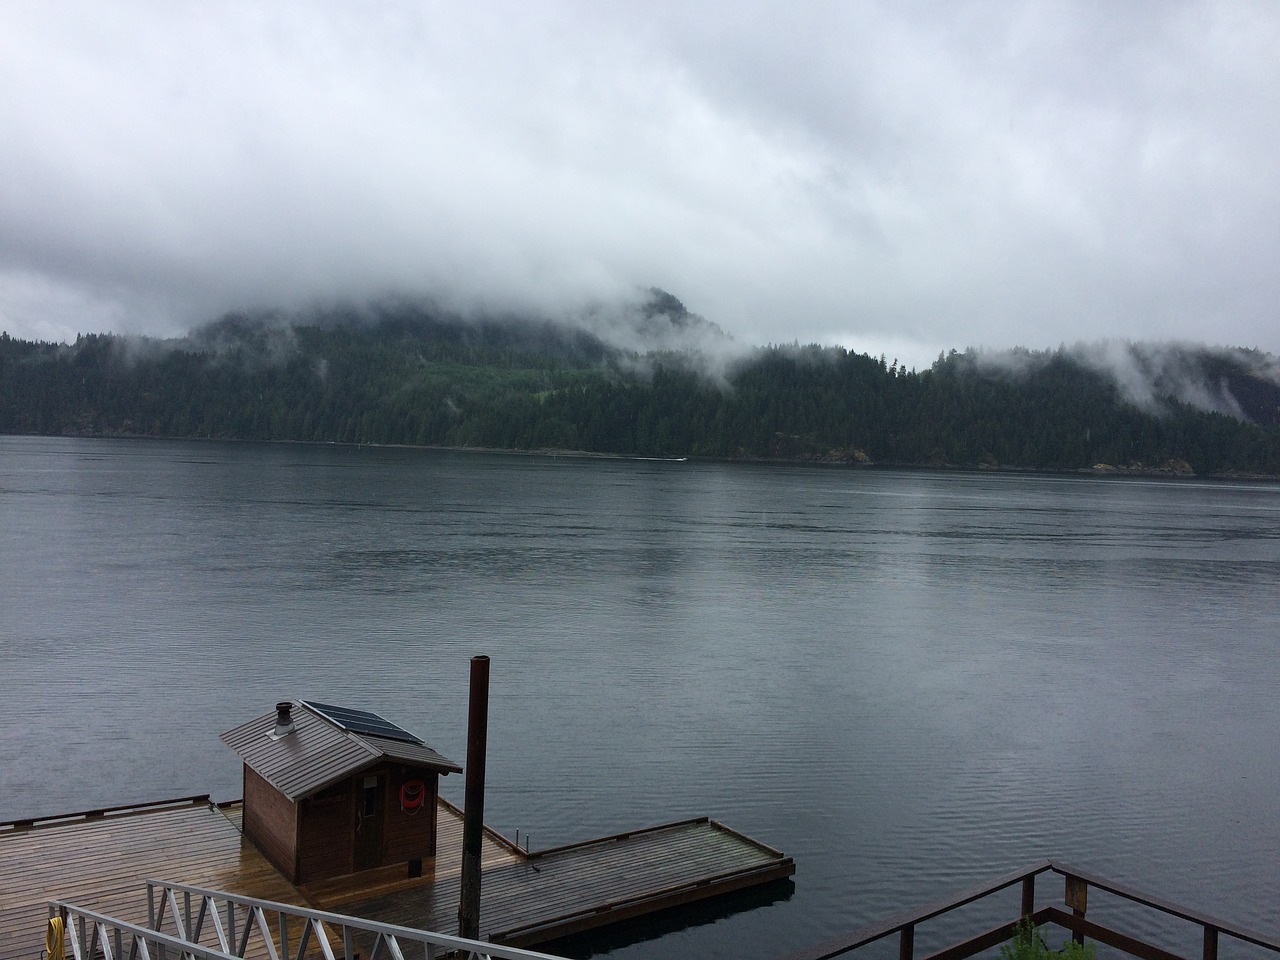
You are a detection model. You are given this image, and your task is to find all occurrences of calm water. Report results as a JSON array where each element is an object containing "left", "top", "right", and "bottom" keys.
[{"left": 1, "top": 436, "right": 1278, "bottom": 960}]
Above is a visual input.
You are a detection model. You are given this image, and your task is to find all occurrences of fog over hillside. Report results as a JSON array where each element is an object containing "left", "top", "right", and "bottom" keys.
[
  {"left": 970, "top": 341, "right": 1280, "bottom": 426},
  {"left": 6, "top": 294, "right": 1279, "bottom": 476},
  {"left": 102, "top": 291, "right": 1280, "bottom": 430}
]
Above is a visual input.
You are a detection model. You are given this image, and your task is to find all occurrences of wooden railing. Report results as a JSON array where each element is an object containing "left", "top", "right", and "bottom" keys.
[
  {"left": 139, "top": 878, "right": 568, "bottom": 960},
  {"left": 781, "top": 860, "right": 1280, "bottom": 960},
  {"left": 3, "top": 795, "right": 211, "bottom": 832}
]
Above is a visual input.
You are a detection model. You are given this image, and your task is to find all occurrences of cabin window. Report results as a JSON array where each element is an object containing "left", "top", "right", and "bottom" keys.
[{"left": 362, "top": 776, "right": 379, "bottom": 817}]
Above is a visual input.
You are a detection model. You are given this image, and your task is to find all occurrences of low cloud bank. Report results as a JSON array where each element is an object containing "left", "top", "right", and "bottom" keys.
[{"left": 973, "top": 340, "right": 1280, "bottom": 426}]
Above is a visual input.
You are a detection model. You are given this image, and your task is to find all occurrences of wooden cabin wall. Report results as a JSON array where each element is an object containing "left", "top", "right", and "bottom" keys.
[
  {"left": 247, "top": 763, "right": 445, "bottom": 884},
  {"left": 243, "top": 765, "right": 298, "bottom": 881},
  {"left": 383, "top": 766, "right": 439, "bottom": 863},
  {"left": 297, "top": 781, "right": 353, "bottom": 883}
]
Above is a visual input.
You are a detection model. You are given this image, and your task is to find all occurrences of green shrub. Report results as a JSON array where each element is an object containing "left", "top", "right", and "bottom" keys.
[
  {"left": 1000, "top": 919, "right": 1096, "bottom": 960},
  {"left": 1059, "top": 941, "right": 1097, "bottom": 960}
]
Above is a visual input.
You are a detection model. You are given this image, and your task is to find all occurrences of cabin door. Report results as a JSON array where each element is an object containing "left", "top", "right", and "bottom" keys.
[{"left": 353, "top": 773, "right": 385, "bottom": 870}]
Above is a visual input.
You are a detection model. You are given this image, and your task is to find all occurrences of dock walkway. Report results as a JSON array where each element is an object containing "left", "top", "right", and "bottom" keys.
[
  {"left": 0, "top": 797, "right": 301, "bottom": 960},
  {"left": 335, "top": 808, "right": 794, "bottom": 945},
  {"left": 0, "top": 796, "right": 793, "bottom": 959}
]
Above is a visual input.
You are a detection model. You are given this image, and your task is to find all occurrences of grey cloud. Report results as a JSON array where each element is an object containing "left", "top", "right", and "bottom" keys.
[{"left": 2, "top": 1, "right": 1278, "bottom": 369}]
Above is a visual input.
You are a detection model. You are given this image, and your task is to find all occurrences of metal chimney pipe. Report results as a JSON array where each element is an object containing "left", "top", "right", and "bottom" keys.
[
  {"left": 458, "top": 655, "right": 490, "bottom": 940},
  {"left": 272, "top": 701, "right": 295, "bottom": 738}
]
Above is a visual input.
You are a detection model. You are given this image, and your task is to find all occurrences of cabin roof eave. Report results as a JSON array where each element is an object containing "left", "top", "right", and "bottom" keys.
[{"left": 220, "top": 701, "right": 461, "bottom": 801}]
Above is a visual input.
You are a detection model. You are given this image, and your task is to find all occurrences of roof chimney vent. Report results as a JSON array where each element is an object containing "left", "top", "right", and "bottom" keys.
[{"left": 271, "top": 701, "right": 296, "bottom": 739}]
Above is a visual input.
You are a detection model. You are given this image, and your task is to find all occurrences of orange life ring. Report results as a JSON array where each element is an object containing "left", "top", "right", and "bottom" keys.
[{"left": 399, "top": 779, "right": 426, "bottom": 812}]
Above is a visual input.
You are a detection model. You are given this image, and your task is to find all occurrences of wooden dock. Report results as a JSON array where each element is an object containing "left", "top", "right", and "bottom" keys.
[
  {"left": 328, "top": 803, "right": 796, "bottom": 946},
  {"left": 0, "top": 796, "right": 303, "bottom": 960},
  {"left": 0, "top": 795, "right": 793, "bottom": 959}
]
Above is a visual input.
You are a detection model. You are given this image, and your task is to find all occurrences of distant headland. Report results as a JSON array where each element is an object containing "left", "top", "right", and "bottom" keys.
[{"left": 3, "top": 292, "right": 1279, "bottom": 478}]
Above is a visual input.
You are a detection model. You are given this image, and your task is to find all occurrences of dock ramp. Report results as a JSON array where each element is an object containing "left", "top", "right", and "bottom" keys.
[{"left": 48, "top": 881, "right": 566, "bottom": 960}]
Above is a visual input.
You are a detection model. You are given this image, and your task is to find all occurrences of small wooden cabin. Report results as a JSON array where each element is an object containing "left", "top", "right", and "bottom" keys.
[{"left": 221, "top": 700, "right": 462, "bottom": 885}]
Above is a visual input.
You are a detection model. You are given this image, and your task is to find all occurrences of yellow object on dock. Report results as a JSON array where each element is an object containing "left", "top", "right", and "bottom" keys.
[{"left": 44, "top": 916, "right": 63, "bottom": 960}]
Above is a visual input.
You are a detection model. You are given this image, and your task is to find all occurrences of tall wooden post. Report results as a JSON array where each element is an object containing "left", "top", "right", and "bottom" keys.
[
  {"left": 459, "top": 655, "right": 490, "bottom": 940},
  {"left": 1065, "top": 874, "right": 1087, "bottom": 947}
]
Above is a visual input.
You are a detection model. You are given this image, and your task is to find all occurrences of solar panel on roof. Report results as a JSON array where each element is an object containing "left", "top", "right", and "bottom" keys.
[{"left": 302, "top": 700, "right": 424, "bottom": 745}]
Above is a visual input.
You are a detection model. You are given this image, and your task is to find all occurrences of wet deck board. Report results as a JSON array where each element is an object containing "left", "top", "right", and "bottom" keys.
[
  {"left": 326, "top": 814, "right": 795, "bottom": 946},
  {"left": 1, "top": 797, "right": 793, "bottom": 958},
  {"left": 0, "top": 798, "right": 305, "bottom": 960}
]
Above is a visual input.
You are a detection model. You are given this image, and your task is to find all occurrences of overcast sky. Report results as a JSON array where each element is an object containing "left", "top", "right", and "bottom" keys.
[{"left": 3, "top": 1, "right": 1278, "bottom": 369}]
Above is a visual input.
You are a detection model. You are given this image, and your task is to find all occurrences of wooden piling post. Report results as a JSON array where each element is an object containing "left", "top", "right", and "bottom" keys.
[{"left": 459, "top": 655, "right": 490, "bottom": 940}]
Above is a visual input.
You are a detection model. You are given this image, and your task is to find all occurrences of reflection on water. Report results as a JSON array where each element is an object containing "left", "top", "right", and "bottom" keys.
[
  {"left": 544, "top": 881, "right": 797, "bottom": 959},
  {"left": 1, "top": 437, "right": 1278, "bottom": 960}
]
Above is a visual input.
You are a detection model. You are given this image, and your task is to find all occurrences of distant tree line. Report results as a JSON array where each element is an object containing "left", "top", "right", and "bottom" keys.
[{"left": 2, "top": 310, "right": 1279, "bottom": 477}]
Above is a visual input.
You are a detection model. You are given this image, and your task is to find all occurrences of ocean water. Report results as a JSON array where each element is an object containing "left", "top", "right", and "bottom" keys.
[{"left": 1, "top": 436, "right": 1278, "bottom": 960}]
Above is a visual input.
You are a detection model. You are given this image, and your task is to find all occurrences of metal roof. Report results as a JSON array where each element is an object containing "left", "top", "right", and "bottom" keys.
[{"left": 220, "top": 701, "right": 462, "bottom": 801}]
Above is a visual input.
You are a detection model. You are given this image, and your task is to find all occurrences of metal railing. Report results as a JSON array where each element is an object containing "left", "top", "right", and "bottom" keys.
[
  {"left": 49, "top": 900, "right": 244, "bottom": 960},
  {"left": 781, "top": 860, "right": 1280, "bottom": 960},
  {"left": 47, "top": 879, "right": 568, "bottom": 960}
]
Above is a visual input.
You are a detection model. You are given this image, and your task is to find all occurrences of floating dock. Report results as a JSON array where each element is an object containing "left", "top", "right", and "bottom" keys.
[
  {"left": 0, "top": 797, "right": 301, "bottom": 960},
  {"left": 0, "top": 794, "right": 793, "bottom": 960},
  {"left": 331, "top": 800, "right": 794, "bottom": 946}
]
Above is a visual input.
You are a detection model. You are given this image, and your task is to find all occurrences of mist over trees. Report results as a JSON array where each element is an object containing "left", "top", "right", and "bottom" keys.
[{"left": 3, "top": 300, "right": 1279, "bottom": 477}]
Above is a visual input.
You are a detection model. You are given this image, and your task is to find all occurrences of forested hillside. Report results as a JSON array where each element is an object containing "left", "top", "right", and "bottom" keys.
[{"left": 3, "top": 304, "right": 1279, "bottom": 477}]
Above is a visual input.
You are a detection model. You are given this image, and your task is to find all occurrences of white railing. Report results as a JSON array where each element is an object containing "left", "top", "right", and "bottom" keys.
[
  {"left": 48, "top": 901, "right": 242, "bottom": 960},
  {"left": 141, "top": 878, "right": 567, "bottom": 960}
]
